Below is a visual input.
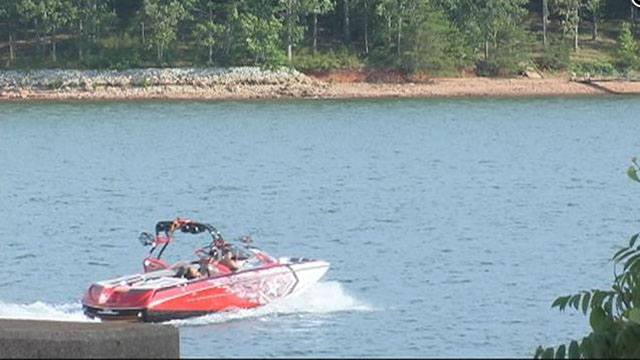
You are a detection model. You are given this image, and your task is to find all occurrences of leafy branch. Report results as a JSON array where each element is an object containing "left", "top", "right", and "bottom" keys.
[{"left": 534, "top": 159, "right": 640, "bottom": 359}]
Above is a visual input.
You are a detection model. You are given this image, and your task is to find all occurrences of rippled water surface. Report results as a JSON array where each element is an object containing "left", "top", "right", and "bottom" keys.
[{"left": 1, "top": 97, "right": 640, "bottom": 357}]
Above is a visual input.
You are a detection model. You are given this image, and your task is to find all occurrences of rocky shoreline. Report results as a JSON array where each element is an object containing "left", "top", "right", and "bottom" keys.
[
  {"left": 1, "top": 67, "right": 639, "bottom": 101},
  {"left": 0, "top": 67, "right": 328, "bottom": 100}
]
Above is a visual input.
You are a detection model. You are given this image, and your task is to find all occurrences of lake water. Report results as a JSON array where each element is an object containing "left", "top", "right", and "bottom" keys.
[{"left": 1, "top": 97, "right": 639, "bottom": 357}]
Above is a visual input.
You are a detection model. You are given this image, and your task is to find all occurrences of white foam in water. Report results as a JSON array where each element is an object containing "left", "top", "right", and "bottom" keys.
[
  {"left": 0, "top": 300, "right": 98, "bottom": 322},
  {"left": 167, "top": 281, "right": 373, "bottom": 327},
  {"left": 0, "top": 282, "right": 369, "bottom": 326}
]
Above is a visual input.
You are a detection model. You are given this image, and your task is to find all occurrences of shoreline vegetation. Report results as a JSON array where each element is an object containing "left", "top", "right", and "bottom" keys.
[
  {"left": 1, "top": 67, "right": 640, "bottom": 101},
  {"left": 2, "top": 1, "right": 640, "bottom": 102}
]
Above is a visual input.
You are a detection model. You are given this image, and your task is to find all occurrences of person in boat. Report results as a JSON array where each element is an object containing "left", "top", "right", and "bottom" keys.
[
  {"left": 176, "top": 264, "right": 201, "bottom": 279},
  {"left": 219, "top": 247, "right": 240, "bottom": 272}
]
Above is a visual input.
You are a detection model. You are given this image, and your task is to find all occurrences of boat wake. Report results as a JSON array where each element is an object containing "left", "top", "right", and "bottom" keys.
[
  {"left": 0, "top": 281, "right": 370, "bottom": 326},
  {"left": 166, "top": 281, "right": 374, "bottom": 327},
  {"left": 0, "top": 300, "right": 97, "bottom": 322}
]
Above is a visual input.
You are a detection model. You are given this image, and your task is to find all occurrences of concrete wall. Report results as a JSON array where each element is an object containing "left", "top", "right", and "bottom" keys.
[{"left": 0, "top": 319, "right": 179, "bottom": 359}]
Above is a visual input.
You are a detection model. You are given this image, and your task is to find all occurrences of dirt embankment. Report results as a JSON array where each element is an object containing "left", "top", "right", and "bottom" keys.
[{"left": 1, "top": 67, "right": 639, "bottom": 101}]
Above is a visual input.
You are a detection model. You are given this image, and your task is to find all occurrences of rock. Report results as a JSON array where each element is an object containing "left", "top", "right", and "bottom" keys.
[{"left": 523, "top": 70, "right": 543, "bottom": 79}]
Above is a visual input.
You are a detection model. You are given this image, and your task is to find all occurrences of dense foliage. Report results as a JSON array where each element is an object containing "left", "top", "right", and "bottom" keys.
[
  {"left": 533, "top": 160, "right": 640, "bottom": 359},
  {"left": 0, "top": 0, "right": 639, "bottom": 76}
]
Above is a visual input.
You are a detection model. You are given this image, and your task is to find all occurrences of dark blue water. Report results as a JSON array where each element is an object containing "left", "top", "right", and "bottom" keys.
[{"left": 1, "top": 97, "right": 639, "bottom": 357}]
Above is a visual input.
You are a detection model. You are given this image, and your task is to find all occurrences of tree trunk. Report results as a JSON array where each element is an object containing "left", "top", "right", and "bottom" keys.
[
  {"left": 93, "top": 0, "right": 98, "bottom": 41},
  {"left": 387, "top": 16, "right": 391, "bottom": 48},
  {"left": 79, "top": 19, "right": 84, "bottom": 61},
  {"left": 208, "top": 5, "right": 213, "bottom": 64},
  {"left": 287, "top": 0, "right": 292, "bottom": 63},
  {"left": 313, "top": 13, "right": 318, "bottom": 54},
  {"left": 484, "top": 39, "right": 489, "bottom": 60},
  {"left": 223, "top": 23, "right": 231, "bottom": 57},
  {"left": 52, "top": 33, "right": 57, "bottom": 63},
  {"left": 542, "top": 0, "right": 548, "bottom": 47},
  {"left": 633, "top": 3, "right": 638, "bottom": 36},
  {"left": 396, "top": 16, "right": 402, "bottom": 57},
  {"left": 141, "top": 22, "right": 145, "bottom": 45},
  {"left": 574, "top": 11, "right": 579, "bottom": 51},
  {"left": 364, "top": 0, "right": 369, "bottom": 54},
  {"left": 592, "top": 13, "right": 598, "bottom": 41},
  {"left": 343, "top": 0, "right": 350, "bottom": 43},
  {"left": 35, "top": 19, "right": 42, "bottom": 56},
  {"left": 9, "top": 34, "right": 15, "bottom": 63}
]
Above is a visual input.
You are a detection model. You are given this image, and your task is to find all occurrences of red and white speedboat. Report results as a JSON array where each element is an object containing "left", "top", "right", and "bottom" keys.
[{"left": 82, "top": 218, "right": 330, "bottom": 322}]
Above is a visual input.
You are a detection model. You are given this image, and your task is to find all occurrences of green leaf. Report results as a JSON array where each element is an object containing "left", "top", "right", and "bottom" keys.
[
  {"left": 570, "top": 294, "right": 581, "bottom": 310},
  {"left": 580, "top": 337, "right": 594, "bottom": 358},
  {"left": 624, "top": 253, "right": 640, "bottom": 271},
  {"left": 605, "top": 296, "right": 614, "bottom": 318},
  {"left": 541, "top": 347, "right": 555, "bottom": 359},
  {"left": 568, "top": 341, "right": 580, "bottom": 359},
  {"left": 628, "top": 166, "right": 640, "bottom": 182},
  {"left": 591, "top": 291, "right": 607, "bottom": 309},
  {"left": 582, "top": 292, "right": 591, "bottom": 315},
  {"left": 615, "top": 248, "right": 639, "bottom": 264},
  {"left": 555, "top": 344, "right": 566, "bottom": 359},
  {"left": 552, "top": 295, "right": 571, "bottom": 311},
  {"left": 631, "top": 234, "right": 640, "bottom": 248},
  {"left": 614, "top": 246, "right": 631, "bottom": 261},
  {"left": 629, "top": 308, "right": 640, "bottom": 324},
  {"left": 590, "top": 307, "right": 608, "bottom": 332},
  {"left": 590, "top": 333, "right": 610, "bottom": 358}
]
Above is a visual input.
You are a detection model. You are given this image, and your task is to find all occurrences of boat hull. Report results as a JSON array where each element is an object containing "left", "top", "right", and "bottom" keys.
[{"left": 83, "top": 260, "right": 329, "bottom": 322}]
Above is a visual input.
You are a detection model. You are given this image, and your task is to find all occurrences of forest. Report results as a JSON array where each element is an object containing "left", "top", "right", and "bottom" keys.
[{"left": 1, "top": 0, "right": 639, "bottom": 77}]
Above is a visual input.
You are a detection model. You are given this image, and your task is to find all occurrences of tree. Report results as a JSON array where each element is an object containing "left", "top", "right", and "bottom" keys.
[
  {"left": 398, "top": 2, "right": 469, "bottom": 73},
  {"left": 143, "top": 0, "right": 188, "bottom": 64},
  {"left": 0, "top": 1, "right": 19, "bottom": 65},
  {"left": 18, "top": 0, "right": 77, "bottom": 63},
  {"left": 585, "top": 0, "right": 603, "bottom": 41},
  {"left": 239, "top": 13, "right": 285, "bottom": 66},
  {"left": 374, "top": 0, "right": 469, "bottom": 73},
  {"left": 376, "top": 0, "right": 413, "bottom": 58},
  {"left": 189, "top": 0, "right": 225, "bottom": 64},
  {"left": 534, "top": 159, "right": 640, "bottom": 359},
  {"left": 542, "top": 0, "right": 549, "bottom": 47},
  {"left": 617, "top": 22, "right": 639, "bottom": 73},
  {"left": 342, "top": 0, "right": 350, "bottom": 43},
  {"left": 72, "top": 0, "right": 115, "bottom": 63},
  {"left": 282, "top": 0, "right": 301, "bottom": 63},
  {"left": 308, "top": 0, "right": 335, "bottom": 54},
  {"left": 552, "top": 0, "right": 581, "bottom": 51}
]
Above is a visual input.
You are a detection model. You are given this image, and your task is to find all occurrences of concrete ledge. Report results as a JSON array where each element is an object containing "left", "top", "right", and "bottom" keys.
[{"left": 0, "top": 319, "right": 179, "bottom": 359}]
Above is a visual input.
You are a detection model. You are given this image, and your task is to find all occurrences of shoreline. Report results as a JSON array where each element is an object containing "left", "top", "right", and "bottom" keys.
[{"left": 1, "top": 68, "right": 640, "bottom": 101}]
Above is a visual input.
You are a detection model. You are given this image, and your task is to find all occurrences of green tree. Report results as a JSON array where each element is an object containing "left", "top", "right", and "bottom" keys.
[
  {"left": 143, "top": 0, "right": 188, "bottom": 64},
  {"left": 308, "top": 0, "right": 335, "bottom": 54},
  {"left": 542, "top": 0, "right": 549, "bottom": 47},
  {"left": 0, "top": 1, "right": 19, "bottom": 65},
  {"left": 279, "top": 0, "right": 311, "bottom": 64},
  {"left": 471, "top": 0, "right": 531, "bottom": 76},
  {"left": 239, "top": 13, "right": 285, "bottom": 66},
  {"left": 534, "top": 159, "right": 640, "bottom": 359},
  {"left": 189, "top": 0, "right": 226, "bottom": 64},
  {"left": 18, "top": 0, "right": 77, "bottom": 63},
  {"left": 617, "top": 22, "right": 639, "bottom": 73},
  {"left": 552, "top": 0, "right": 581, "bottom": 51},
  {"left": 375, "top": 0, "right": 414, "bottom": 58},
  {"left": 585, "top": 0, "right": 604, "bottom": 41},
  {"left": 73, "top": 0, "right": 115, "bottom": 63}
]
